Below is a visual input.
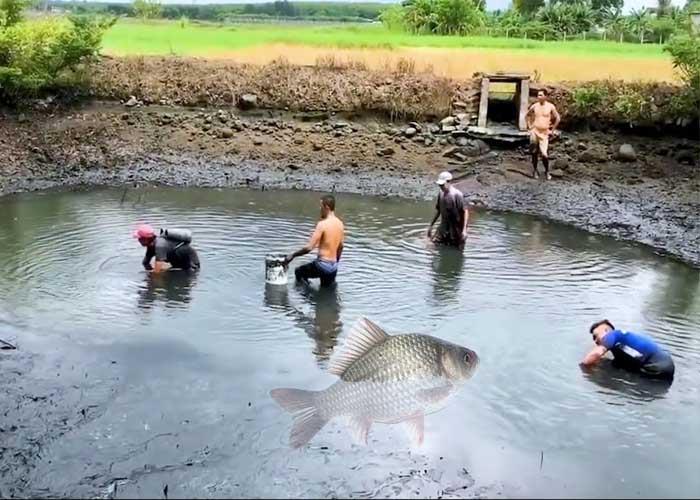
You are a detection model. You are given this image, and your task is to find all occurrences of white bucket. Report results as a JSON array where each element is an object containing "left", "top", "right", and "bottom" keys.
[{"left": 265, "top": 254, "right": 288, "bottom": 285}]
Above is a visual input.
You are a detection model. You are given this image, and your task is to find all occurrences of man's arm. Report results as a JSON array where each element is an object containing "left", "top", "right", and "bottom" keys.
[
  {"left": 142, "top": 247, "right": 155, "bottom": 271},
  {"left": 526, "top": 104, "right": 535, "bottom": 129},
  {"left": 581, "top": 345, "right": 608, "bottom": 367},
  {"left": 551, "top": 106, "right": 561, "bottom": 132},
  {"left": 427, "top": 199, "right": 440, "bottom": 237},
  {"left": 336, "top": 240, "right": 344, "bottom": 262},
  {"left": 152, "top": 260, "right": 168, "bottom": 273},
  {"left": 286, "top": 224, "right": 322, "bottom": 264}
]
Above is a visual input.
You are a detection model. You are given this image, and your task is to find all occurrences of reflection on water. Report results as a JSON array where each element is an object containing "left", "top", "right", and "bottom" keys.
[
  {"left": 582, "top": 359, "right": 671, "bottom": 404},
  {"left": 136, "top": 270, "right": 198, "bottom": 311},
  {"left": 430, "top": 246, "right": 465, "bottom": 304},
  {"left": 271, "top": 318, "right": 479, "bottom": 448},
  {"left": 264, "top": 282, "right": 342, "bottom": 365}
]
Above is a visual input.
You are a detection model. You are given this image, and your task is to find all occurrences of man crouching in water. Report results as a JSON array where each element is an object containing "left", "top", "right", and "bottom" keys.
[
  {"left": 581, "top": 319, "right": 675, "bottom": 381},
  {"left": 285, "top": 195, "right": 344, "bottom": 287},
  {"left": 134, "top": 224, "right": 200, "bottom": 273}
]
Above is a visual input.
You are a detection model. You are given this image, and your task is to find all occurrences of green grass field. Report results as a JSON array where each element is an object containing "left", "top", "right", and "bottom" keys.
[
  {"left": 98, "top": 19, "right": 676, "bottom": 82},
  {"left": 102, "top": 20, "right": 668, "bottom": 59}
]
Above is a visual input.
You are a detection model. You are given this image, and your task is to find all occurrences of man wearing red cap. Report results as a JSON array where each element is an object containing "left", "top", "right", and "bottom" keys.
[{"left": 134, "top": 224, "right": 200, "bottom": 273}]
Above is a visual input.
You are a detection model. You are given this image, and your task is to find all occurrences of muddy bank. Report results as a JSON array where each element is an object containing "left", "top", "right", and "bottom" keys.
[{"left": 1, "top": 102, "right": 698, "bottom": 266}]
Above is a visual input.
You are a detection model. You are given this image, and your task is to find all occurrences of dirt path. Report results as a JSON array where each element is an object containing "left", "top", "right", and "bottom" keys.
[{"left": 1, "top": 102, "right": 698, "bottom": 266}]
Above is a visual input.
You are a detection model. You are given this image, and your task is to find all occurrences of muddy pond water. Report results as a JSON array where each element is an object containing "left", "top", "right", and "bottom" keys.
[{"left": 0, "top": 187, "right": 699, "bottom": 498}]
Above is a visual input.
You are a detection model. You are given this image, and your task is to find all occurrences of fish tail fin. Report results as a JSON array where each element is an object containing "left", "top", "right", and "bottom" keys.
[{"left": 270, "top": 388, "right": 328, "bottom": 448}]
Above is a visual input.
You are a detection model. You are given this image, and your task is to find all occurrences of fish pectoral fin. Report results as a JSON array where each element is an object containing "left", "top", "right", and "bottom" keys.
[
  {"left": 417, "top": 384, "right": 454, "bottom": 404},
  {"left": 328, "top": 317, "right": 390, "bottom": 377},
  {"left": 347, "top": 416, "right": 372, "bottom": 445},
  {"left": 403, "top": 412, "right": 425, "bottom": 446}
]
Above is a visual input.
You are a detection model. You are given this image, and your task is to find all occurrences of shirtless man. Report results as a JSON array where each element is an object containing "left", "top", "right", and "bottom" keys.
[
  {"left": 526, "top": 89, "right": 561, "bottom": 180},
  {"left": 285, "top": 194, "right": 345, "bottom": 287}
]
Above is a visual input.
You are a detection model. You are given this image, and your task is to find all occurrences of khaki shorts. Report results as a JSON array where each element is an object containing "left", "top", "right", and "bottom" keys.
[{"left": 530, "top": 129, "right": 549, "bottom": 158}]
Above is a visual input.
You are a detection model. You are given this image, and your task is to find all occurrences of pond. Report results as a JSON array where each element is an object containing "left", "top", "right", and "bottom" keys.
[{"left": 0, "top": 187, "right": 699, "bottom": 498}]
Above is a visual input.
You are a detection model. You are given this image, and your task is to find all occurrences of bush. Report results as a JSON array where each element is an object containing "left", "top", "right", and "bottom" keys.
[
  {"left": 0, "top": 15, "right": 115, "bottom": 101},
  {"left": 664, "top": 34, "right": 700, "bottom": 129},
  {"left": 0, "top": 0, "right": 33, "bottom": 27},
  {"left": 572, "top": 85, "right": 607, "bottom": 116}
]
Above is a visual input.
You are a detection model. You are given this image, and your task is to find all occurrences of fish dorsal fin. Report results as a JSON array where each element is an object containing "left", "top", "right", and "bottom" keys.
[{"left": 328, "top": 317, "right": 390, "bottom": 376}]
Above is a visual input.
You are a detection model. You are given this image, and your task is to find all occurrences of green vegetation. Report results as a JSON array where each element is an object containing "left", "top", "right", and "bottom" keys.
[
  {"left": 665, "top": 34, "right": 700, "bottom": 129},
  {"left": 50, "top": 0, "right": 387, "bottom": 23},
  {"left": 100, "top": 20, "right": 669, "bottom": 59},
  {"left": 132, "top": 0, "right": 162, "bottom": 21},
  {"left": 0, "top": 0, "right": 114, "bottom": 101}
]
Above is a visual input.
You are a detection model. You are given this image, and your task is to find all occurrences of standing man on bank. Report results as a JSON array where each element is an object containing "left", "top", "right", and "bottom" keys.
[
  {"left": 427, "top": 171, "right": 469, "bottom": 249},
  {"left": 285, "top": 194, "right": 345, "bottom": 287},
  {"left": 526, "top": 89, "right": 561, "bottom": 181}
]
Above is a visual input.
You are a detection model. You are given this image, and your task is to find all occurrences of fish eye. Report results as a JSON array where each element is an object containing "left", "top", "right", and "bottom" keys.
[{"left": 463, "top": 352, "right": 472, "bottom": 363}]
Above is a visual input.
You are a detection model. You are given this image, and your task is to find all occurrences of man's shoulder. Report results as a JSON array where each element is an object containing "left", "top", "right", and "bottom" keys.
[{"left": 546, "top": 101, "right": 558, "bottom": 111}]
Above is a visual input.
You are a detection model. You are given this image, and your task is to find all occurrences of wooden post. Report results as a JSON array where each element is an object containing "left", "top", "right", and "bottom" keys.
[
  {"left": 518, "top": 78, "right": 529, "bottom": 131},
  {"left": 477, "top": 77, "right": 489, "bottom": 129}
]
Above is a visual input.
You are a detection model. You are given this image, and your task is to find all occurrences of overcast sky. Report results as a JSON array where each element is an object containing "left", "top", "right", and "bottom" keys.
[{"left": 58, "top": 0, "right": 688, "bottom": 14}]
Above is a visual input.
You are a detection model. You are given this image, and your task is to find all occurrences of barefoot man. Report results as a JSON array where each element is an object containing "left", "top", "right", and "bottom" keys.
[
  {"left": 526, "top": 89, "right": 561, "bottom": 180},
  {"left": 285, "top": 194, "right": 345, "bottom": 287}
]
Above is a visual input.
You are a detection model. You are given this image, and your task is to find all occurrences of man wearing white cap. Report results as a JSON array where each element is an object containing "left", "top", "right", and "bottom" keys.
[{"left": 427, "top": 171, "right": 469, "bottom": 249}]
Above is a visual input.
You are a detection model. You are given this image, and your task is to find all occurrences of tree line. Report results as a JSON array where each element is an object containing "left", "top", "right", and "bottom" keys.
[
  {"left": 381, "top": 0, "right": 700, "bottom": 43},
  {"left": 49, "top": 0, "right": 387, "bottom": 23}
]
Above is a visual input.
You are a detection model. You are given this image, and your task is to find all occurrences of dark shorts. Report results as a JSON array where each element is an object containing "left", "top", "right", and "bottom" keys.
[
  {"left": 168, "top": 245, "right": 200, "bottom": 271},
  {"left": 613, "top": 350, "right": 675, "bottom": 381},
  {"left": 640, "top": 351, "right": 675, "bottom": 381},
  {"left": 433, "top": 228, "right": 464, "bottom": 249},
  {"left": 295, "top": 260, "right": 337, "bottom": 287}
]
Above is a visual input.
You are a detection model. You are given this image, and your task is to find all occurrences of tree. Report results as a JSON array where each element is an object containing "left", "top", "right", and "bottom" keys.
[
  {"left": 0, "top": 0, "right": 33, "bottom": 27},
  {"left": 433, "top": 0, "right": 484, "bottom": 34},
  {"left": 657, "top": 0, "right": 672, "bottom": 16},
  {"left": 601, "top": 7, "right": 628, "bottom": 41},
  {"left": 514, "top": 0, "right": 544, "bottom": 17},
  {"left": 132, "top": 0, "right": 161, "bottom": 20},
  {"left": 591, "top": 0, "right": 622, "bottom": 13},
  {"left": 629, "top": 8, "right": 651, "bottom": 43}
]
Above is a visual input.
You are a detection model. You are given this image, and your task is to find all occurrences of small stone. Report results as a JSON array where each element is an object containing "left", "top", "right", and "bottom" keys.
[
  {"left": 430, "top": 125, "right": 441, "bottom": 135},
  {"left": 219, "top": 128, "right": 234, "bottom": 139},
  {"left": 423, "top": 138, "right": 433, "bottom": 147},
  {"left": 408, "top": 122, "right": 422, "bottom": 132},
  {"left": 312, "top": 142, "right": 323, "bottom": 151},
  {"left": 455, "top": 113, "right": 469, "bottom": 124},
  {"left": 333, "top": 121, "right": 350, "bottom": 129},
  {"left": 294, "top": 137, "right": 305, "bottom": 145},
  {"left": 253, "top": 138, "right": 263, "bottom": 146},
  {"left": 442, "top": 125, "right": 457, "bottom": 133},
  {"left": 124, "top": 96, "right": 139, "bottom": 108},
  {"left": 456, "top": 136, "right": 469, "bottom": 147},
  {"left": 238, "top": 93, "right": 258, "bottom": 110},
  {"left": 616, "top": 144, "right": 637, "bottom": 162},
  {"left": 550, "top": 169, "right": 565, "bottom": 178},
  {"left": 404, "top": 127, "right": 417, "bottom": 138},
  {"left": 377, "top": 147, "right": 395, "bottom": 157},
  {"left": 675, "top": 150, "right": 697, "bottom": 165},
  {"left": 440, "top": 116, "right": 456, "bottom": 127},
  {"left": 474, "top": 139, "right": 490, "bottom": 155}
]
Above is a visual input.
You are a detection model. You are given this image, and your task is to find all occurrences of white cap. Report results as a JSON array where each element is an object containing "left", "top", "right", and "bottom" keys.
[{"left": 436, "top": 171, "right": 453, "bottom": 185}]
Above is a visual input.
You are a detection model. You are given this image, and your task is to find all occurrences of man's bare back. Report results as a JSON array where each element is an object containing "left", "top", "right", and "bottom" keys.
[{"left": 316, "top": 214, "right": 345, "bottom": 262}]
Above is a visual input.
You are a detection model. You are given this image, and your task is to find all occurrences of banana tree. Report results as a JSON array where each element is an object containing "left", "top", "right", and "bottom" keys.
[{"left": 629, "top": 8, "right": 651, "bottom": 43}]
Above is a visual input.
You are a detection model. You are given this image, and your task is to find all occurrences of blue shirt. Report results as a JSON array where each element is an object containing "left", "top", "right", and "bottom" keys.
[{"left": 601, "top": 330, "right": 661, "bottom": 365}]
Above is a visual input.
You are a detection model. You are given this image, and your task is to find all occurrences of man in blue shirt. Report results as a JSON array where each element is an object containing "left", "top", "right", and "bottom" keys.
[{"left": 581, "top": 319, "right": 675, "bottom": 381}]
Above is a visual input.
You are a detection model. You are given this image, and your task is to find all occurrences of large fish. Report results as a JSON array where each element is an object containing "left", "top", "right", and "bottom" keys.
[{"left": 271, "top": 317, "right": 479, "bottom": 448}]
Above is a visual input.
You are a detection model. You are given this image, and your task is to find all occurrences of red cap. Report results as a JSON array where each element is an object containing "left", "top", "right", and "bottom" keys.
[{"left": 133, "top": 224, "right": 155, "bottom": 240}]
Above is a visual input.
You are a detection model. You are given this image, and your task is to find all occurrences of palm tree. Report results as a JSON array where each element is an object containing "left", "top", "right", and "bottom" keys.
[
  {"left": 657, "top": 0, "right": 672, "bottom": 17},
  {"left": 601, "top": 7, "right": 627, "bottom": 41},
  {"left": 629, "top": 8, "right": 651, "bottom": 43}
]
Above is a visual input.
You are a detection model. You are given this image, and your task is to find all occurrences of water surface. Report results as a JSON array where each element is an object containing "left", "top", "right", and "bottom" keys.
[{"left": 0, "top": 187, "right": 698, "bottom": 498}]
